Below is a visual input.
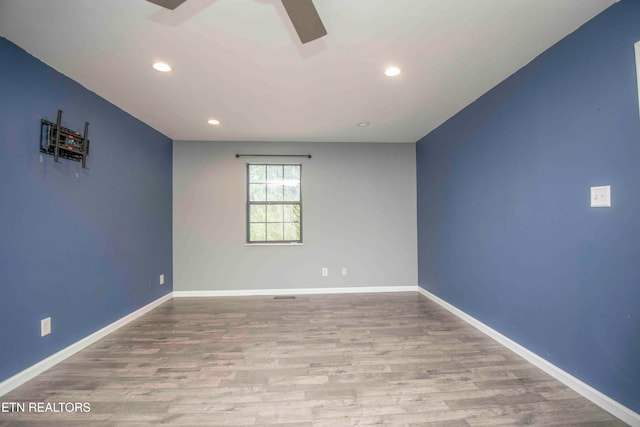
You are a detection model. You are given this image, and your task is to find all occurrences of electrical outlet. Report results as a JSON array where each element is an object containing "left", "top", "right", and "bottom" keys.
[
  {"left": 341, "top": 267, "right": 348, "bottom": 277},
  {"left": 41, "top": 317, "right": 51, "bottom": 337},
  {"left": 160, "top": 274, "right": 165, "bottom": 285},
  {"left": 322, "top": 267, "right": 328, "bottom": 277}
]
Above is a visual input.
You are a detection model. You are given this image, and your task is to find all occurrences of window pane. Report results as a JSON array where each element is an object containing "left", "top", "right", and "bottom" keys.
[
  {"left": 284, "top": 184, "right": 300, "bottom": 202},
  {"left": 267, "top": 184, "right": 284, "bottom": 201},
  {"left": 284, "top": 165, "right": 300, "bottom": 182},
  {"left": 267, "top": 165, "right": 283, "bottom": 183},
  {"left": 249, "top": 165, "right": 266, "bottom": 183},
  {"left": 249, "top": 184, "right": 266, "bottom": 202},
  {"left": 250, "top": 205, "right": 266, "bottom": 223},
  {"left": 284, "top": 222, "right": 300, "bottom": 241},
  {"left": 250, "top": 223, "right": 266, "bottom": 241},
  {"left": 266, "top": 205, "right": 283, "bottom": 222},
  {"left": 283, "top": 204, "right": 300, "bottom": 222},
  {"left": 266, "top": 223, "right": 283, "bottom": 241}
]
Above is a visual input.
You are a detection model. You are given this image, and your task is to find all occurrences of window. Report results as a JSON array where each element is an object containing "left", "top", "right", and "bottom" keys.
[{"left": 247, "top": 164, "right": 302, "bottom": 243}]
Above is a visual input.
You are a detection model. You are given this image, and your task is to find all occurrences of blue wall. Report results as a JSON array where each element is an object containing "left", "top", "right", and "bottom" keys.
[
  {"left": 417, "top": 0, "right": 640, "bottom": 413},
  {"left": 0, "top": 37, "right": 173, "bottom": 382}
]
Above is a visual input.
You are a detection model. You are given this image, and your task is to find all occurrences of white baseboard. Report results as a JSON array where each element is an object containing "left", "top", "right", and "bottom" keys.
[
  {"left": 174, "top": 286, "right": 417, "bottom": 297},
  {"left": 0, "top": 292, "right": 173, "bottom": 397},
  {"left": 417, "top": 287, "right": 640, "bottom": 427}
]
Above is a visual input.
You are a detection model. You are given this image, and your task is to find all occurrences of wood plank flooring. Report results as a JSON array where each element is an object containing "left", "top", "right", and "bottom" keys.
[{"left": 0, "top": 293, "right": 628, "bottom": 426}]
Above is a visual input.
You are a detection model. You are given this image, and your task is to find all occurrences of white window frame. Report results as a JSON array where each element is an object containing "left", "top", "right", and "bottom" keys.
[{"left": 246, "top": 163, "right": 303, "bottom": 244}]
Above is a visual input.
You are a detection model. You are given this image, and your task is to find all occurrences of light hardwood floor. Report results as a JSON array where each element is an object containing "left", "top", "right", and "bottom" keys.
[{"left": 0, "top": 293, "right": 628, "bottom": 426}]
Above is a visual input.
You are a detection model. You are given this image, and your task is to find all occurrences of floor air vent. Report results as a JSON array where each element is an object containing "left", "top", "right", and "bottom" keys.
[{"left": 274, "top": 295, "right": 296, "bottom": 299}]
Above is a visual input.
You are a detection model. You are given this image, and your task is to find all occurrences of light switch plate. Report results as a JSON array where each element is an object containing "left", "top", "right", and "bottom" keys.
[
  {"left": 591, "top": 185, "right": 611, "bottom": 207},
  {"left": 41, "top": 317, "right": 51, "bottom": 337}
]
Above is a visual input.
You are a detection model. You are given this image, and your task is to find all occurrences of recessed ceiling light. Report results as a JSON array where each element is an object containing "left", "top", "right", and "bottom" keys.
[
  {"left": 356, "top": 121, "right": 370, "bottom": 127},
  {"left": 384, "top": 67, "right": 401, "bottom": 77},
  {"left": 152, "top": 62, "right": 172, "bottom": 72},
  {"left": 207, "top": 119, "right": 220, "bottom": 126}
]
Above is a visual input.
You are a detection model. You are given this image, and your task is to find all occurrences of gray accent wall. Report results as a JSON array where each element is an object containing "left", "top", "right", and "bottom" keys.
[{"left": 173, "top": 141, "right": 417, "bottom": 291}]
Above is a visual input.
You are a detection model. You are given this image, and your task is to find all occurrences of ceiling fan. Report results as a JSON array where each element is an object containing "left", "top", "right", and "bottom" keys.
[{"left": 146, "top": 0, "right": 327, "bottom": 44}]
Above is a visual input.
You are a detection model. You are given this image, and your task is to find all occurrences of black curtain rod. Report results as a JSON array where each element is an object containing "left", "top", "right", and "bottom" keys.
[{"left": 235, "top": 154, "right": 312, "bottom": 159}]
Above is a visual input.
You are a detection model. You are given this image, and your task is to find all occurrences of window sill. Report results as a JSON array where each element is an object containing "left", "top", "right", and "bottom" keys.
[{"left": 245, "top": 242, "right": 304, "bottom": 246}]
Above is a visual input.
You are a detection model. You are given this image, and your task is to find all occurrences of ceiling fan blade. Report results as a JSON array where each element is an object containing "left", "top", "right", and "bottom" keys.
[
  {"left": 281, "top": 0, "right": 327, "bottom": 44},
  {"left": 146, "top": 0, "right": 188, "bottom": 10}
]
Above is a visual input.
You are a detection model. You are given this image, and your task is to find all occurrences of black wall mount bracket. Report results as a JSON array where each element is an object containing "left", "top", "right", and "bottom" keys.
[{"left": 40, "top": 110, "right": 90, "bottom": 168}]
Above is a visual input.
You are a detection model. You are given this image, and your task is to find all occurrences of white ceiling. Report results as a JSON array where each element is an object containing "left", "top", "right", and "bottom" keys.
[{"left": 0, "top": 0, "right": 616, "bottom": 143}]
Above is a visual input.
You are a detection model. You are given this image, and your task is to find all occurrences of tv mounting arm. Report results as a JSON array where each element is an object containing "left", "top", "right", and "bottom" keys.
[{"left": 40, "top": 109, "right": 90, "bottom": 169}]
